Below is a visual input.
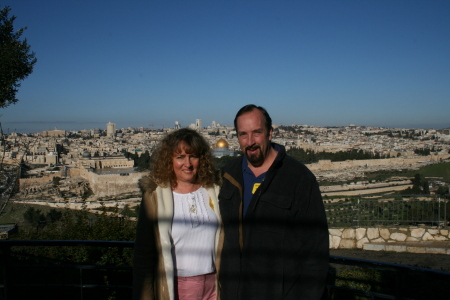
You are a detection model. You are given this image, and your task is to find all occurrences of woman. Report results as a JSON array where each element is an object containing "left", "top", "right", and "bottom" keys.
[{"left": 133, "top": 128, "right": 222, "bottom": 300}]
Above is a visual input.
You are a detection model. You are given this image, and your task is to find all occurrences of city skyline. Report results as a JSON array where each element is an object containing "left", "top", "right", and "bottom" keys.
[
  {"left": 4, "top": 117, "right": 450, "bottom": 135},
  {"left": 1, "top": 1, "right": 449, "bottom": 133}
]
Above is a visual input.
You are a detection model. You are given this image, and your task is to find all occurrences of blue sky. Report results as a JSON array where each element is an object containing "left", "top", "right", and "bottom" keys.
[{"left": 1, "top": 0, "right": 449, "bottom": 133}]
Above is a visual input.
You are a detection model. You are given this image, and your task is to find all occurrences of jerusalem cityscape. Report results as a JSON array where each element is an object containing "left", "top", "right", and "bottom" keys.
[{"left": 2, "top": 119, "right": 449, "bottom": 207}]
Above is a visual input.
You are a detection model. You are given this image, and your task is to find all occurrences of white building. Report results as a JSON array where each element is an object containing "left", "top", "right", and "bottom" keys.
[{"left": 106, "top": 122, "right": 116, "bottom": 138}]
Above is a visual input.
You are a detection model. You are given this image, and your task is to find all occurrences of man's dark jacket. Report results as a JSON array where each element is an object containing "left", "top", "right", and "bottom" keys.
[{"left": 218, "top": 144, "right": 329, "bottom": 300}]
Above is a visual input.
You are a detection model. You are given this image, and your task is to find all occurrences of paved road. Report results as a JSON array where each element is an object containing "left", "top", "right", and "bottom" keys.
[{"left": 330, "top": 249, "right": 450, "bottom": 272}]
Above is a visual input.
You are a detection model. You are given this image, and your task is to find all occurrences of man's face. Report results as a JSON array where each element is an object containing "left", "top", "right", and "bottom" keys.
[{"left": 236, "top": 109, "right": 272, "bottom": 168}]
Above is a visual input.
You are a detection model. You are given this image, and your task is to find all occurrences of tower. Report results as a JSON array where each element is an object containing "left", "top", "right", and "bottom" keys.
[
  {"left": 106, "top": 122, "right": 116, "bottom": 138},
  {"left": 196, "top": 119, "right": 202, "bottom": 130}
]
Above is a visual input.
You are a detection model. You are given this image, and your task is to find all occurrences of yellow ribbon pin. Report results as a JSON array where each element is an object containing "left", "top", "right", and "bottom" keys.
[{"left": 252, "top": 183, "right": 261, "bottom": 194}]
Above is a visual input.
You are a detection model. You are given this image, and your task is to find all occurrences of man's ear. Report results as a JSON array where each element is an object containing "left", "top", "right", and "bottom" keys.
[{"left": 268, "top": 128, "right": 273, "bottom": 141}]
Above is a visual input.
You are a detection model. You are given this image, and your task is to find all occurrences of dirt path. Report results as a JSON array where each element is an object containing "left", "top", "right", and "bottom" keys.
[{"left": 330, "top": 249, "right": 450, "bottom": 272}]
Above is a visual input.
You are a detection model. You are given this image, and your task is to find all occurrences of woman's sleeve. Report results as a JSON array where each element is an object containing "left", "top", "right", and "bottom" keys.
[{"left": 133, "top": 191, "right": 158, "bottom": 300}]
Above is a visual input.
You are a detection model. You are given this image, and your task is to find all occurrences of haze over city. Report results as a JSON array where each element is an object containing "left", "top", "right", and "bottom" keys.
[{"left": 1, "top": 0, "right": 449, "bottom": 133}]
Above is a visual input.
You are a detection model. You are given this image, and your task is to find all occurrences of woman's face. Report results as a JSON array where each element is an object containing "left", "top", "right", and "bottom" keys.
[{"left": 172, "top": 142, "right": 200, "bottom": 185}]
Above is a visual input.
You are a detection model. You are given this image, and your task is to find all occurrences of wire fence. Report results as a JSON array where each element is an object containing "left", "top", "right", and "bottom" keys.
[{"left": 324, "top": 194, "right": 450, "bottom": 228}]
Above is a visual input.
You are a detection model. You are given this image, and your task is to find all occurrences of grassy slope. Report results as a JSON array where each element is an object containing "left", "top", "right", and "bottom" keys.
[
  {"left": 412, "top": 162, "right": 450, "bottom": 182},
  {"left": 0, "top": 202, "right": 63, "bottom": 224}
]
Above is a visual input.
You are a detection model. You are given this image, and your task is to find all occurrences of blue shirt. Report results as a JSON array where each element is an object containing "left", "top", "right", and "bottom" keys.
[
  {"left": 241, "top": 144, "right": 280, "bottom": 216},
  {"left": 242, "top": 157, "right": 266, "bottom": 217}
]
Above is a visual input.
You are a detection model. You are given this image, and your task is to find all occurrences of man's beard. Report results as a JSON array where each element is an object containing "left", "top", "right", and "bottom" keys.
[{"left": 246, "top": 145, "right": 264, "bottom": 167}]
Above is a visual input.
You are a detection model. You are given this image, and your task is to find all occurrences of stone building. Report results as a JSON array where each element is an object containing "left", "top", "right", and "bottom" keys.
[
  {"left": 106, "top": 122, "right": 116, "bottom": 138},
  {"left": 41, "top": 128, "right": 66, "bottom": 137},
  {"left": 196, "top": 119, "right": 202, "bottom": 130}
]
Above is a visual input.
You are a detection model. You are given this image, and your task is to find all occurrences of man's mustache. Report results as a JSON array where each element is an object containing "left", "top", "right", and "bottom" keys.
[{"left": 246, "top": 145, "right": 260, "bottom": 151}]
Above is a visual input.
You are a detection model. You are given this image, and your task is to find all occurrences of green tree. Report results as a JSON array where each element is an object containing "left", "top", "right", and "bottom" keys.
[
  {"left": 411, "top": 174, "right": 421, "bottom": 186},
  {"left": 422, "top": 180, "right": 430, "bottom": 194},
  {"left": 82, "top": 186, "right": 94, "bottom": 200},
  {"left": 437, "top": 186, "right": 449, "bottom": 196},
  {"left": 402, "top": 173, "right": 428, "bottom": 194},
  {"left": 45, "top": 208, "right": 62, "bottom": 223},
  {"left": 136, "top": 150, "right": 151, "bottom": 171},
  {"left": 121, "top": 204, "right": 135, "bottom": 217},
  {"left": 134, "top": 204, "right": 140, "bottom": 216},
  {"left": 23, "top": 207, "right": 45, "bottom": 228},
  {"left": 0, "top": 6, "right": 37, "bottom": 108},
  {"left": 52, "top": 176, "right": 61, "bottom": 186}
]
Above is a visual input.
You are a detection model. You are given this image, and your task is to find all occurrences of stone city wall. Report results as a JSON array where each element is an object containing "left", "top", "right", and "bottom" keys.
[
  {"left": 307, "top": 153, "right": 449, "bottom": 172},
  {"left": 77, "top": 157, "right": 134, "bottom": 169},
  {"left": 69, "top": 167, "right": 82, "bottom": 177},
  {"left": 320, "top": 180, "right": 411, "bottom": 193},
  {"left": 79, "top": 168, "right": 142, "bottom": 198},
  {"left": 19, "top": 172, "right": 64, "bottom": 191},
  {"left": 329, "top": 226, "right": 449, "bottom": 249}
]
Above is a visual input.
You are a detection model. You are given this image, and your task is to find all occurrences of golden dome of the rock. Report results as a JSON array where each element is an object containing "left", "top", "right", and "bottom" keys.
[{"left": 215, "top": 138, "right": 229, "bottom": 148}]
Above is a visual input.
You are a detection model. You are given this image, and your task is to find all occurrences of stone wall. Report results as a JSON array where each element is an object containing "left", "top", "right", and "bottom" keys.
[
  {"left": 307, "top": 153, "right": 449, "bottom": 172},
  {"left": 69, "top": 167, "right": 82, "bottom": 177},
  {"left": 77, "top": 157, "right": 134, "bottom": 169},
  {"left": 19, "top": 172, "right": 64, "bottom": 191},
  {"left": 329, "top": 226, "right": 449, "bottom": 249},
  {"left": 320, "top": 180, "right": 411, "bottom": 193},
  {"left": 79, "top": 168, "right": 142, "bottom": 198}
]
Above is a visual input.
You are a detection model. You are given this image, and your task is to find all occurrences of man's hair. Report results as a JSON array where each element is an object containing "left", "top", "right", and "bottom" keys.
[
  {"left": 149, "top": 128, "right": 220, "bottom": 188},
  {"left": 234, "top": 104, "right": 272, "bottom": 133}
]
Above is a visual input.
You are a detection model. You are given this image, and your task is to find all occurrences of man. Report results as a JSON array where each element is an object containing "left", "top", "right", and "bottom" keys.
[{"left": 218, "top": 104, "right": 329, "bottom": 300}]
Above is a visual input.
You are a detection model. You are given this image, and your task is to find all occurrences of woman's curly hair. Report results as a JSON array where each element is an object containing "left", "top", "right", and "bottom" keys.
[{"left": 149, "top": 128, "right": 220, "bottom": 189}]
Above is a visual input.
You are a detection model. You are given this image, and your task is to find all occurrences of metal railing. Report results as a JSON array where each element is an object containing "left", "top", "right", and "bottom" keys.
[
  {"left": 1, "top": 240, "right": 450, "bottom": 299},
  {"left": 327, "top": 255, "right": 450, "bottom": 299},
  {"left": 0, "top": 240, "right": 134, "bottom": 300},
  {"left": 325, "top": 194, "right": 450, "bottom": 228}
]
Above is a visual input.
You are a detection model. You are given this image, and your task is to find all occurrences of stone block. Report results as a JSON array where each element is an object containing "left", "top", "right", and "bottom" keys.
[
  {"left": 329, "top": 228, "right": 343, "bottom": 237},
  {"left": 399, "top": 228, "right": 408, "bottom": 232},
  {"left": 356, "top": 228, "right": 366, "bottom": 240},
  {"left": 407, "top": 246, "right": 427, "bottom": 254},
  {"left": 440, "top": 229, "right": 448, "bottom": 236},
  {"left": 434, "top": 235, "right": 448, "bottom": 241},
  {"left": 428, "top": 229, "right": 439, "bottom": 235},
  {"left": 426, "top": 247, "right": 446, "bottom": 254},
  {"left": 339, "top": 239, "right": 356, "bottom": 249},
  {"left": 422, "top": 232, "right": 435, "bottom": 241},
  {"left": 367, "top": 228, "right": 380, "bottom": 240},
  {"left": 390, "top": 232, "right": 407, "bottom": 241},
  {"left": 330, "top": 235, "right": 341, "bottom": 249},
  {"left": 411, "top": 228, "right": 426, "bottom": 238},
  {"left": 406, "top": 237, "right": 420, "bottom": 242},
  {"left": 386, "top": 244, "right": 407, "bottom": 252},
  {"left": 356, "top": 237, "right": 369, "bottom": 249},
  {"left": 342, "top": 229, "right": 355, "bottom": 239},
  {"left": 380, "top": 228, "right": 390, "bottom": 240},
  {"left": 371, "top": 238, "right": 386, "bottom": 243},
  {"left": 363, "top": 243, "right": 385, "bottom": 251}
]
